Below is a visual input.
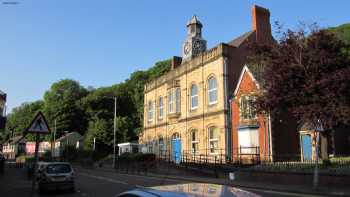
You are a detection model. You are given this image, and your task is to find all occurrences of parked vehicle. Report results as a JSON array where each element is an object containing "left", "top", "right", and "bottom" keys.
[
  {"left": 117, "top": 183, "right": 260, "bottom": 197},
  {"left": 0, "top": 152, "right": 5, "bottom": 174},
  {"left": 37, "top": 162, "right": 75, "bottom": 193}
]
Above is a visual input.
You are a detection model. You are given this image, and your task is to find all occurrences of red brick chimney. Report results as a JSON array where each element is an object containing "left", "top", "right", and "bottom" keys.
[
  {"left": 171, "top": 56, "right": 182, "bottom": 70},
  {"left": 252, "top": 5, "right": 272, "bottom": 44}
]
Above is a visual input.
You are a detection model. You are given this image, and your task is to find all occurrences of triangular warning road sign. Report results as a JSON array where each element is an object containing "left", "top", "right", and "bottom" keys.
[{"left": 26, "top": 111, "right": 51, "bottom": 134}]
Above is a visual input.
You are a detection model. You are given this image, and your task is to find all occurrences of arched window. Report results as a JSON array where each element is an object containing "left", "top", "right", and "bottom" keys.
[
  {"left": 175, "top": 88, "right": 181, "bottom": 113},
  {"left": 208, "top": 126, "right": 218, "bottom": 153},
  {"left": 172, "top": 132, "right": 180, "bottom": 140},
  {"left": 159, "top": 96, "right": 164, "bottom": 119},
  {"left": 190, "top": 129, "right": 198, "bottom": 154},
  {"left": 208, "top": 76, "right": 217, "bottom": 105},
  {"left": 168, "top": 91, "right": 174, "bottom": 113},
  {"left": 147, "top": 101, "right": 154, "bottom": 122},
  {"left": 158, "top": 137, "right": 165, "bottom": 155},
  {"left": 190, "top": 84, "right": 198, "bottom": 110}
]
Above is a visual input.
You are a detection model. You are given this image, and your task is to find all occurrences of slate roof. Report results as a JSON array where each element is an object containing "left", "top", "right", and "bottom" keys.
[
  {"left": 228, "top": 31, "right": 255, "bottom": 47},
  {"left": 56, "top": 131, "right": 82, "bottom": 142},
  {"left": 7, "top": 136, "right": 26, "bottom": 145},
  {"left": 299, "top": 121, "right": 315, "bottom": 131},
  {"left": 187, "top": 15, "right": 202, "bottom": 27}
]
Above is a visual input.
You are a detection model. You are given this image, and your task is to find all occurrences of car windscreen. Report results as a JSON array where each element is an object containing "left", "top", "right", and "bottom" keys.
[{"left": 46, "top": 164, "right": 72, "bottom": 174}]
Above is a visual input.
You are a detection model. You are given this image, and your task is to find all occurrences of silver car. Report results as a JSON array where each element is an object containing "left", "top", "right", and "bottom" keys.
[
  {"left": 117, "top": 183, "right": 260, "bottom": 197},
  {"left": 37, "top": 162, "right": 75, "bottom": 193}
]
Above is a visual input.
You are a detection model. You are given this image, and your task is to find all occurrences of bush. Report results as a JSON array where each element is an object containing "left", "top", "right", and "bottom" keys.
[{"left": 117, "top": 153, "right": 156, "bottom": 162}]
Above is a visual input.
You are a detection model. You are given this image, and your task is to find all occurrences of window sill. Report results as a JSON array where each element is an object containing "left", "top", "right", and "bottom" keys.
[
  {"left": 208, "top": 101, "right": 218, "bottom": 107},
  {"left": 189, "top": 107, "right": 198, "bottom": 112},
  {"left": 168, "top": 112, "right": 181, "bottom": 119}
]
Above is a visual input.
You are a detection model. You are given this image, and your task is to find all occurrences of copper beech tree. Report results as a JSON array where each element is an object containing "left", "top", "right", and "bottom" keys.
[{"left": 249, "top": 27, "right": 350, "bottom": 131}]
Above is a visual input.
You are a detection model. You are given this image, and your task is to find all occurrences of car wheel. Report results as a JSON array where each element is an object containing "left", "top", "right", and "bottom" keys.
[
  {"left": 38, "top": 186, "right": 46, "bottom": 194},
  {"left": 69, "top": 186, "right": 75, "bottom": 193}
]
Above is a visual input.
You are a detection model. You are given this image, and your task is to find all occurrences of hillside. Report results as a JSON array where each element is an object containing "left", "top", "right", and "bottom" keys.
[{"left": 328, "top": 23, "right": 350, "bottom": 44}]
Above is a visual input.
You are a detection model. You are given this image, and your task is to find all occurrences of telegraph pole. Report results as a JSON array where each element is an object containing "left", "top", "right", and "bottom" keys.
[{"left": 113, "top": 96, "right": 117, "bottom": 169}]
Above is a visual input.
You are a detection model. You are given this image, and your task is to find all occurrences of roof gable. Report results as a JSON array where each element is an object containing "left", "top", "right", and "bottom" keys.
[{"left": 233, "top": 65, "right": 261, "bottom": 96}]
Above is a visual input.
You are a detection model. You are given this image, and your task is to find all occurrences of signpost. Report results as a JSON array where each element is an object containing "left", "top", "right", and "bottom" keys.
[
  {"left": 25, "top": 111, "right": 51, "bottom": 196},
  {"left": 313, "top": 119, "right": 324, "bottom": 189}
]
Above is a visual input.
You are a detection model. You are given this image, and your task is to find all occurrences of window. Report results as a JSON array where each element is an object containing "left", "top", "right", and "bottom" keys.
[
  {"left": 168, "top": 88, "right": 181, "bottom": 114},
  {"left": 159, "top": 97, "right": 164, "bottom": 119},
  {"left": 240, "top": 96, "right": 257, "bottom": 120},
  {"left": 190, "top": 84, "right": 198, "bottom": 110},
  {"left": 238, "top": 128, "right": 259, "bottom": 154},
  {"left": 147, "top": 141, "right": 153, "bottom": 153},
  {"left": 175, "top": 88, "right": 181, "bottom": 113},
  {"left": 159, "top": 137, "right": 165, "bottom": 155},
  {"left": 190, "top": 130, "right": 199, "bottom": 154},
  {"left": 147, "top": 101, "right": 154, "bottom": 122},
  {"left": 208, "top": 127, "right": 219, "bottom": 154},
  {"left": 168, "top": 91, "right": 174, "bottom": 113},
  {"left": 208, "top": 77, "right": 217, "bottom": 105}
]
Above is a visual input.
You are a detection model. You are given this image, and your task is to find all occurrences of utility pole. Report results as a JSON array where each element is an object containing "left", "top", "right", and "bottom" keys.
[
  {"left": 113, "top": 96, "right": 117, "bottom": 169},
  {"left": 93, "top": 137, "right": 96, "bottom": 151},
  {"left": 51, "top": 119, "right": 56, "bottom": 158}
]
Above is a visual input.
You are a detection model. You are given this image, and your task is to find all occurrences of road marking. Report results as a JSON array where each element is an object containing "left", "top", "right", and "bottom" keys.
[
  {"left": 78, "top": 168, "right": 180, "bottom": 183},
  {"left": 79, "top": 172, "right": 128, "bottom": 185},
  {"left": 246, "top": 188, "right": 329, "bottom": 197}
]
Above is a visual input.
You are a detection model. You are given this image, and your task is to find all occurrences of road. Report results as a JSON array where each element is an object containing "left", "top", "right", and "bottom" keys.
[{"left": 0, "top": 164, "right": 330, "bottom": 197}]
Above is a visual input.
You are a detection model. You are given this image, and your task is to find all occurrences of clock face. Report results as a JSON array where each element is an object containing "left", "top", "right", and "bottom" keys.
[
  {"left": 184, "top": 42, "right": 191, "bottom": 55},
  {"left": 193, "top": 40, "right": 202, "bottom": 50}
]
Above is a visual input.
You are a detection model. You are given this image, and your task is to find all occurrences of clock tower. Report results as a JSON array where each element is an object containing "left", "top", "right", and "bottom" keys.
[{"left": 182, "top": 15, "right": 207, "bottom": 62}]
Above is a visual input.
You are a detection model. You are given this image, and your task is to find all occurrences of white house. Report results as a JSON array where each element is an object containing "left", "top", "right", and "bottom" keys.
[{"left": 52, "top": 132, "right": 82, "bottom": 158}]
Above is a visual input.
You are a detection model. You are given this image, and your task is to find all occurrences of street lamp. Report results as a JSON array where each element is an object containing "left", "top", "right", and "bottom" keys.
[
  {"left": 99, "top": 96, "right": 117, "bottom": 168},
  {"left": 113, "top": 97, "right": 117, "bottom": 169}
]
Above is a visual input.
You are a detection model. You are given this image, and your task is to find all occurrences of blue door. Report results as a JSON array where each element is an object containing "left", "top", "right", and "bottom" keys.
[
  {"left": 172, "top": 138, "right": 182, "bottom": 164},
  {"left": 301, "top": 135, "right": 312, "bottom": 161}
]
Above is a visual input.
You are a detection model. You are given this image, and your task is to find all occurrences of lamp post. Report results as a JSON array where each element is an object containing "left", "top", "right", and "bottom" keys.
[{"left": 113, "top": 96, "right": 117, "bottom": 169}]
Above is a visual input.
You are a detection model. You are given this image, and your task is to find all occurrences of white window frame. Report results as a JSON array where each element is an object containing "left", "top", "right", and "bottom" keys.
[
  {"left": 159, "top": 97, "right": 164, "bottom": 119},
  {"left": 208, "top": 126, "right": 219, "bottom": 154},
  {"left": 208, "top": 77, "right": 218, "bottom": 105},
  {"left": 240, "top": 95, "right": 257, "bottom": 120},
  {"left": 175, "top": 88, "right": 181, "bottom": 113},
  {"left": 190, "top": 84, "right": 198, "bottom": 110},
  {"left": 147, "top": 101, "right": 154, "bottom": 122},
  {"left": 190, "top": 130, "right": 199, "bottom": 154},
  {"left": 158, "top": 137, "right": 165, "bottom": 154},
  {"left": 168, "top": 91, "right": 174, "bottom": 114}
]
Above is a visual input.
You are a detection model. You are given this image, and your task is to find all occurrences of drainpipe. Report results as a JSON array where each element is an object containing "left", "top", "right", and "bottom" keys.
[
  {"left": 223, "top": 57, "right": 231, "bottom": 160},
  {"left": 268, "top": 113, "right": 273, "bottom": 162}
]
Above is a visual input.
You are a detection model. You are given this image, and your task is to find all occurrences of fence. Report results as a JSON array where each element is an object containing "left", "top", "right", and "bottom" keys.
[
  {"left": 157, "top": 147, "right": 261, "bottom": 165},
  {"left": 154, "top": 147, "right": 350, "bottom": 174}
]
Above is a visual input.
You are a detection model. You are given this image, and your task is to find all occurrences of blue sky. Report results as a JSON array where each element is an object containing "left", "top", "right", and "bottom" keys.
[{"left": 1, "top": 0, "right": 349, "bottom": 112}]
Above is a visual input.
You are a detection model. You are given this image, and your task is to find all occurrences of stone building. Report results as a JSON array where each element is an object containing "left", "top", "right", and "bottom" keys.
[{"left": 139, "top": 5, "right": 273, "bottom": 162}]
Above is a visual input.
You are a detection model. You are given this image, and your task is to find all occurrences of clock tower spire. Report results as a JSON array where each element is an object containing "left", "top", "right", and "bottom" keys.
[{"left": 182, "top": 15, "right": 207, "bottom": 62}]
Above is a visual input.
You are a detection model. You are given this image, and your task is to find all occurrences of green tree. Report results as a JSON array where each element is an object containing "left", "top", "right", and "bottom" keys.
[
  {"left": 328, "top": 23, "right": 350, "bottom": 44},
  {"left": 84, "top": 118, "right": 112, "bottom": 150},
  {"left": 6, "top": 100, "right": 44, "bottom": 140},
  {"left": 43, "top": 79, "right": 88, "bottom": 138}
]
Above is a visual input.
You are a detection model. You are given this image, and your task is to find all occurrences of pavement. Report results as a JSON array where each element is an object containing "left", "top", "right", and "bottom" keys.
[
  {"left": 87, "top": 164, "right": 350, "bottom": 197},
  {"left": 0, "top": 163, "right": 349, "bottom": 197}
]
